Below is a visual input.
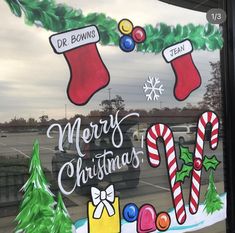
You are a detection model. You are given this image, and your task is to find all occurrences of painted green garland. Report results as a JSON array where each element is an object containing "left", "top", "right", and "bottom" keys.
[{"left": 5, "top": 0, "right": 223, "bottom": 53}]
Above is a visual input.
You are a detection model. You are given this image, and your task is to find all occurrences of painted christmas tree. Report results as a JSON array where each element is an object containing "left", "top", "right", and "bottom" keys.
[
  {"left": 15, "top": 140, "right": 55, "bottom": 233},
  {"left": 204, "top": 171, "right": 223, "bottom": 214},
  {"left": 52, "top": 193, "right": 74, "bottom": 233}
]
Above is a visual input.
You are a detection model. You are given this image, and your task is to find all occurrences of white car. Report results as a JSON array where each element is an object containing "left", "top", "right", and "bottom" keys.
[
  {"left": 171, "top": 124, "right": 197, "bottom": 144},
  {"left": 133, "top": 128, "right": 147, "bottom": 141}
]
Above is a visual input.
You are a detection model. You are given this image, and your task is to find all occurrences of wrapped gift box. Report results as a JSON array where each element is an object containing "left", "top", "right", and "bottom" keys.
[{"left": 88, "top": 197, "right": 121, "bottom": 233}]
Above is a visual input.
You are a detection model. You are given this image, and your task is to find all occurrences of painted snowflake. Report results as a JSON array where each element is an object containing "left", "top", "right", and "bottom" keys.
[{"left": 143, "top": 76, "right": 164, "bottom": 101}]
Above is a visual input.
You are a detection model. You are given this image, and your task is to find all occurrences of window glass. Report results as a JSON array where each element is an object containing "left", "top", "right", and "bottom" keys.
[
  {"left": 190, "top": 126, "right": 197, "bottom": 132},
  {"left": 0, "top": 0, "right": 226, "bottom": 232}
]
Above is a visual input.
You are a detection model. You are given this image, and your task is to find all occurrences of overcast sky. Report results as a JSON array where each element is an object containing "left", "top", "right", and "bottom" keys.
[{"left": 0, "top": 0, "right": 220, "bottom": 122}]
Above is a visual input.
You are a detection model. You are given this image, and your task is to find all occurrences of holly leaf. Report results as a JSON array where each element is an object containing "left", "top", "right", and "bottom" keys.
[
  {"left": 203, "top": 155, "right": 220, "bottom": 171},
  {"left": 176, "top": 164, "right": 193, "bottom": 183},
  {"left": 179, "top": 146, "right": 193, "bottom": 164}
]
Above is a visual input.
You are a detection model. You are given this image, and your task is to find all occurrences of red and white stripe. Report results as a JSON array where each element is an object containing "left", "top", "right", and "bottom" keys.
[
  {"left": 189, "top": 111, "right": 219, "bottom": 214},
  {"left": 146, "top": 124, "right": 186, "bottom": 224}
]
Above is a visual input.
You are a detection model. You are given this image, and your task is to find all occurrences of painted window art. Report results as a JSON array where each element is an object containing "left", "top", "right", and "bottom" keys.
[{"left": 0, "top": 0, "right": 229, "bottom": 233}]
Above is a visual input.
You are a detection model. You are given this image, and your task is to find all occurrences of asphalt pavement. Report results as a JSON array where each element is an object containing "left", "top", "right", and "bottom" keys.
[{"left": 0, "top": 132, "right": 226, "bottom": 232}]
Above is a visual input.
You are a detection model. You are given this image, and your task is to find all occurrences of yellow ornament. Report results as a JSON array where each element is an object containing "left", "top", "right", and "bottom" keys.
[{"left": 118, "top": 19, "right": 133, "bottom": 34}]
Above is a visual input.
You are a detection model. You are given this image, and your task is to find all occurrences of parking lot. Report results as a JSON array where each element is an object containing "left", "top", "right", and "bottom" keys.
[{"left": 0, "top": 131, "right": 225, "bottom": 232}]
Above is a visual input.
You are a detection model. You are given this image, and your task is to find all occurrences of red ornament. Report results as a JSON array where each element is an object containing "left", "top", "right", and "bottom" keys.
[{"left": 132, "top": 26, "right": 146, "bottom": 43}]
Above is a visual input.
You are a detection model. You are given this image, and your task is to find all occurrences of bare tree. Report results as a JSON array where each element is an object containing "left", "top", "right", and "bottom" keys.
[
  {"left": 27, "top": 118, "right": 37, "bottom": 126},
  {"left": 39, "top": 115, "right": 48, "bottom": 123},
  {"left": 8, "top": 117, "right": 27, "bottom": 126},
  {"left": 112, "top": 95, "right": 125, "bottom": 111},
  {"left": 100, "top": 95, "right": 125, "bottom": 113},
  {"left": 199, "top": 61, "right": 222, "bottom": 112}
]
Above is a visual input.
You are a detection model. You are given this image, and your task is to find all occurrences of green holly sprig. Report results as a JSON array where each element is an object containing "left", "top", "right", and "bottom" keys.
[
  {"left": 176, "top": 145, "right": 220, "bottom": 183},
  {"left": 5, "top": 0, "right": 223, "bottom": 53}
]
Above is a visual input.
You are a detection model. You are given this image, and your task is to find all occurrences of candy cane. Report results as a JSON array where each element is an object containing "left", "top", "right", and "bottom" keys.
[
  {"left": 189, "top": 111, "right": 219, "bottom": 214},
  {"left": 146, "top": 124, "right": 186, "bottom": 224}
]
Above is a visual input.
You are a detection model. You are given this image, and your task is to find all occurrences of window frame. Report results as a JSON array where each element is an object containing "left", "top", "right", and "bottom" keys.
[{"left": 222, "top": 0, "right": 235, "bottom": 232}]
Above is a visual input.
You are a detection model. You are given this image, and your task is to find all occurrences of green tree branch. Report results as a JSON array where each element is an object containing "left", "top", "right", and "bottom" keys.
[{"left": 5, "top": 0, "right": 223, "bottom": 53}]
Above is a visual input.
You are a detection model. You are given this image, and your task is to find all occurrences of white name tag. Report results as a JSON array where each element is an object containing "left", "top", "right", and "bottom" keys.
[
  {"left": 50, "top": 25, "right": 100, "bottom": 54},
  {"left": 163, "top": 40, "right": 193, "bottom": 63}
]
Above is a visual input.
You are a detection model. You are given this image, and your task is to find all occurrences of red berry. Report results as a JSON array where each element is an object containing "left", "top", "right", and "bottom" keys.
[
  {"left": 194, "top": 158, "right": 202, "bottom": 171},
  {"left": 132, "top": 26, "right": 146, "bottom": 43}
]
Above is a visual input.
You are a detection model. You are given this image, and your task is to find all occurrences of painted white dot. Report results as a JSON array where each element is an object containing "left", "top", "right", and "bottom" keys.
[{"left": 141, "top": 135, "right": 144, "bottom": 148}]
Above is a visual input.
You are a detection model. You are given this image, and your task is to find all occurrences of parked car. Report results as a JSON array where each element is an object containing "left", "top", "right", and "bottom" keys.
[
  {"left": 170, "top": 124, "right": 197, "bottom": 144},
  {"left": 52, "top": 131, "right": 140, "bottom": 195},
  {"left": 0, "top": 130, "right": 7, "bottom": 137},
  {"left": 133, "top": 128, "right": 147, "bottom": 141}
]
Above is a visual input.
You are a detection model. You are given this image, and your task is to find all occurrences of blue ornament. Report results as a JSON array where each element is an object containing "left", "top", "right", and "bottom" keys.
[
  {"left": 123, "top": 203, "right": 139, "bottom": 222},
  {"left": 119, "top": 35, "right": 135, "bottom": 52}
]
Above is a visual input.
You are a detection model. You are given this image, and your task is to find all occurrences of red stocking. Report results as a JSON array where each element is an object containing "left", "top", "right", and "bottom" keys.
[
  {"left": 163, "top": 40, "right": 201, "bottom": 101},
  {"left": 50, "top": 26, "right": 110, "bottom": 105}
]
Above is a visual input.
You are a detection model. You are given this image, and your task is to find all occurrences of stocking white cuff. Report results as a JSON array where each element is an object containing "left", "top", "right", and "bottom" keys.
[
  {"left": 50, "top": 25, "right": 100, "bottom": 54},
  {"left": 162, "top": 39, "right": 193, "bottom": 63}
]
